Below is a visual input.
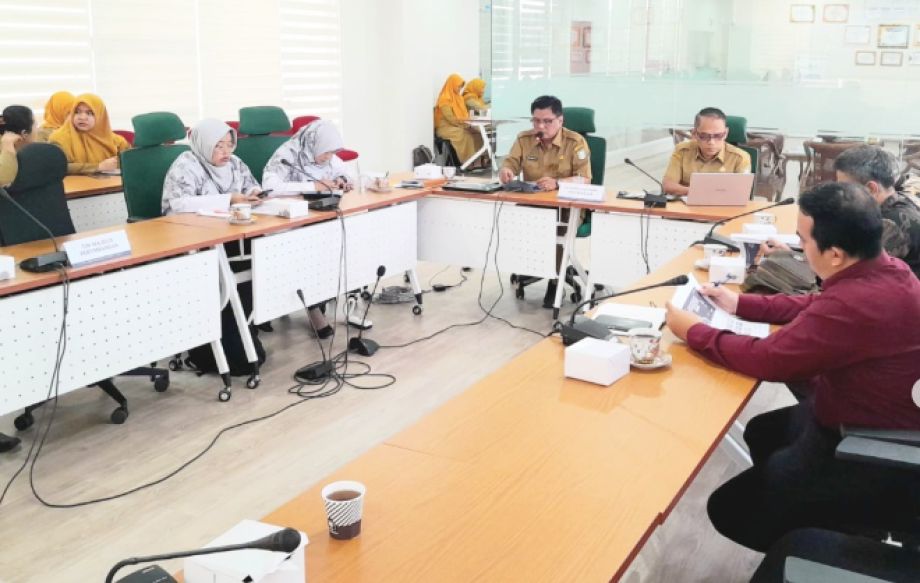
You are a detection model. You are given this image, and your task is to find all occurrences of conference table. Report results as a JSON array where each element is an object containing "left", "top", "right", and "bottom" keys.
[
  {"left": 251, "top": 205, "right": 799, "bottom": 582},
  {"left": 64, "top": 174, "right": 128, "bottom": 232}
]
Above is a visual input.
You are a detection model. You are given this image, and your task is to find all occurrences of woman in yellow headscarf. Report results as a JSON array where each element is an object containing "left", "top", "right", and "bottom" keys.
[
  {"left": 434, "top": 74, "right": 482, "bottom": 163},
  {"left": 49, "top": 93, "right": 130, "bottom": 175},
  {"left": 462, "top": 78, "right": 489, "bottom": 112},
  {"left": 35, "top": 91, "right": 74, "bottom": 143}
]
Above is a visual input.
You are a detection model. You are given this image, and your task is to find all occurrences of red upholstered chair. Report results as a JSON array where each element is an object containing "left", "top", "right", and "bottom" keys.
[
  {"left": 113, "top": 129, "right": 135, "bottom": 145},
  {"left": 289, "top": 115, "right": 320, "bottom": 135},
  {"left": 226, "top": 120, "right": 244, "bottom": 138}
]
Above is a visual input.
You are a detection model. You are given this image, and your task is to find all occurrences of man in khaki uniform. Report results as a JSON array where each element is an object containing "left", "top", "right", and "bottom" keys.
[
  {"left": 663, "top": 107, "right": 751, "bottom": 196},
  {"left": 498, "top": 95, "right": 592, "bottom": 308},
  {"left": 499, "top": 95, "right": 591, "bottom": 189}
]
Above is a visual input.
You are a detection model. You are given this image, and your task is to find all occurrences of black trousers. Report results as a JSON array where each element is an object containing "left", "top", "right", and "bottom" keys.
[{"left": 707, "top": 402, "right": 920, "bottom": 553}]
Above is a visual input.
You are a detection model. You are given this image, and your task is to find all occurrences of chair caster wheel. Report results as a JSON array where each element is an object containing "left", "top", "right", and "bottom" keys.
[
  {"left": 403, "top": 274, "right": 410, "bottom": 284},
  {"left": 510, "top": 274, "right": 519, "bottom": 284},
  {"left": 515, "top": 287, "right": 525, "bottom": 299},
  {"left": 570, "top": 292, "right": 582, "bottom": 303},
  {"left": 412, "top": 305, "right": 423, "bottom": 315},
  {"left": 246, "top": 375, "right": 260, "bottom": 390},
  {"left": 168, "top": 358, "right": 182, "bottom": 371},
  {"left": 110, "top": 407, "right": 128, "bottom": 424},
  {"left": 14, "top": 412, "right": 34, "bottom": 431},
  {"left": 552, "top": 308, "right": 560, "bottom": 320},
  {"left": 154, "top": 376, "right": 169, "bottom": 392},
  {"left": 218, "top": 389, "right": 231, "bottom": 402},
  {"left": 361, "top": 291, "right": 372, "bottom": 300}
]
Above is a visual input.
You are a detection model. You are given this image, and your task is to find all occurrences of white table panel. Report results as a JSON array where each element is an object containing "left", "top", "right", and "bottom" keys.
[{"left": 67, "top": 192, "right": 128, "bottom": 232}]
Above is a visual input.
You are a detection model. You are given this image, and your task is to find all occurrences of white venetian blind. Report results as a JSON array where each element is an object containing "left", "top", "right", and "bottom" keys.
[
  {"left": 278, "top": 0, "right": 343, "bottom": 125},
  {"left": 0, "top": 0, "right": 94, "bottom": 118},
  {"left": 490, "top": 0, "right": 553, "bottom": 82}
]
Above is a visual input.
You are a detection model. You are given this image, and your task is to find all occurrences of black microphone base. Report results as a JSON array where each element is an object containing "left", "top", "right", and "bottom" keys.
[
  {"left": 115, "top": 565, "right": 176, "bottom": 583},
  {"left": 349, "top": 337, "right": 379, "bottom": 356},
  {"left": 701, "top": 233, "right": 740, "bottom": 253},
  {"left": 20, "top": 251, "right": 68, "bottom": 273},
  {"left": 643, "top": 193, "right": 668, "bottom": 208},
  {"left": 560, "top": 317, "right": 613, "bottom": 346},
  {"left": 308, "top": 197, "right": 340, "bottom": 211},
  {"left": 300, "top": 360, "right": 334, "bottom": 380}
]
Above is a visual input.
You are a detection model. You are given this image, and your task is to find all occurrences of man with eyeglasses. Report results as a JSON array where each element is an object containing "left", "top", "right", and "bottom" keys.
[
  {"left": 498, "top": 95, "right": 591, "bottom": 307},
  {"left": 662, "top": 107, "right": 751, "bottom": 196}
]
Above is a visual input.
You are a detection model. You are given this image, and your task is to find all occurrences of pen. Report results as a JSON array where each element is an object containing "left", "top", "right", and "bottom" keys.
[{"left": 712, "top": 275, "right": 736, "bottom": 287}]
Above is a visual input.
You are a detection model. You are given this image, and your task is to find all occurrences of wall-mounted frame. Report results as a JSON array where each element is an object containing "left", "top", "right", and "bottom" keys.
[
  {"left": 855, "top": 50, "right": 877, "bottom": 65},
  {"left": 845, "top": 25, "right": 871, "bottom": 45},
  {"left": 790, "top": 4, "right": 815, "bottom": 23},
  {"left": 880, "top": 51, "right": 904, "bottom": 66},
  {"left": 908, "top": 51, "right": 920, "bottom": 66},
  {"left": 878, "top": 24, "right": 910, "bottom": 48},
  {"left": 823, "top": 4, "right": 849, "bottom": 23}
]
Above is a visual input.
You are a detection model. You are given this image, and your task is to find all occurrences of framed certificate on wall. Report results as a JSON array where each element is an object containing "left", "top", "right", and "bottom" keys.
[
  {"left": 880, "top": 51, "right": 904, "bottom": 66},
  {"left": 790, "top": 4, "right": 815, "bottom": 23},
  {"left": 823, "top": 4, "right": 849, "bottom": 23},
  {"left": 878, "top": 24, "right": 910, "bottom": 48},
  {"left": 855, "top": 51, "right": 877, "bottom": 65}
]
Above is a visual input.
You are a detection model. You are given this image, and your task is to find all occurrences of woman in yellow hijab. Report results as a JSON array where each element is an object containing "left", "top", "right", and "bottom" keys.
[
  {"left": 35, "top": 91, "right": 74, "bottom": 143},
  {"left": 434, "top": 73, "right": 482, "bottom": 163},
  {"left": 49, "top": 93, "right": 130, "bottom": 175},
  {"left": 462, "top": 78, "right": 489, "bottom": 112}
]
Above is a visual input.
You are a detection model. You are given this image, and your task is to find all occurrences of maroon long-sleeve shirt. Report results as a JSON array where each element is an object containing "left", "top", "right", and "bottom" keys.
[{"left": 687, "top": 253, "right": 920, "bottom": 429}]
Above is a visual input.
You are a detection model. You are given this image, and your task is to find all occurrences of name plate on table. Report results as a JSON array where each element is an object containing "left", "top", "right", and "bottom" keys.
[
  {"left": 557, "top": 182, "right": 605, "bottom": 202},
  {"left": 62, "top": 230, "right": 132, "bottom": 267}
]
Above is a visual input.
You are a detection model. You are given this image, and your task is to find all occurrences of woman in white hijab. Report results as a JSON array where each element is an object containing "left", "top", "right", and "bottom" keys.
[
  {"left": 161, "top": 118, "right": 262, "bottom": 214},
  {"left": 262, "top": 119, "right": 352, "bottom": 192}
]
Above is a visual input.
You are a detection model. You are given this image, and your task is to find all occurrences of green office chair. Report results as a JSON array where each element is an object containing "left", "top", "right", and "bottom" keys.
[
  {"left": 235, "top": 106, "right": 291, "bottom": 183},
  {"left": 121, "top": 112, "right": 189, "bottom": 220}
]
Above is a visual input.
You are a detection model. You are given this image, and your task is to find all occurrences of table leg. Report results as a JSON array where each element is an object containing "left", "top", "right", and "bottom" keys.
[
  {"left": 552, "top": 210, "right": 583, "bottom": 320},
  {"left": 216, "top": 244, "right": 262, "bottom": 390},
  {"left": 460, "top": 125, "right": 492, "bottom": 171}
]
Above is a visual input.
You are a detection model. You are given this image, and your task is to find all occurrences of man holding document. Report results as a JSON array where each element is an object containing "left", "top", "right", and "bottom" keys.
[{"left": 666, "top": 182, "right": 920, "bottom": 552}]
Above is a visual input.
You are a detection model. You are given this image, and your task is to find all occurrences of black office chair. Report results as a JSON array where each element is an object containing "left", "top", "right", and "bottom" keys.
[
  {"left": 0, "top": 143, "right": 169, "bottom": 426},
  {"left": 751, "top": 427, "right": 920, "bottom": 583},
  {"left": 433, "top": 134, "right": 461, "bottom": 168}
]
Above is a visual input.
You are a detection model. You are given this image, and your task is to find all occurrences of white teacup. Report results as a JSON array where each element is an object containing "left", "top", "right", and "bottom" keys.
[
  {"left": 703, "top": 244, "right": 729, "bottom": 260},
  {"left": 754, "top": 211, "right": 776, "bottom": 225},
  {"left": 372, "top": 177, "right": 389, "bottom": 190},
  {"left": 442, "top": 166, "right": 457, "bottom": 179},
  {"left": 229, "top": 203, "right": 251, "bottom": 222},
  {"left": 627, "top": 328, "right": 662, "bottom": 365}
]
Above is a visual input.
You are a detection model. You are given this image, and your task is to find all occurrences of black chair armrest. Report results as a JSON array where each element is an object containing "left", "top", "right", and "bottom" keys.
[
  {"left": 841, "top": 427, "right": 920, "bottom": 446},
  {"left": 127, "top": 215, "right": 152, "bottom": 223},
  {"left": 836, "top": 435, "right": 920, "bottom": 471},
  {"left": 784, "top": 557, "right": 893, "bottom": 583}
]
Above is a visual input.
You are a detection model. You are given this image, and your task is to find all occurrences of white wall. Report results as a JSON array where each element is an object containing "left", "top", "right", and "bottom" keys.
[{"left": 340, "top": 0, "right": 480, "bottom": 172}]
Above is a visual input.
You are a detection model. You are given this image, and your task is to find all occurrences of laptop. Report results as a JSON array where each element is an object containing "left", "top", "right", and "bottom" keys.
[
  {"left": 686, "top": 173, "right": 754, "bottom": 206},
  {"left": 442, "top": 181, "right": 503, "bottom": 194}
]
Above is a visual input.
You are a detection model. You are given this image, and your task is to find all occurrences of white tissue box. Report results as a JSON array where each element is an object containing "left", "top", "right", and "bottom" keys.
[
  {"left": 709, "top": 256, "right": 746, "bottom": 285},
  {"left": 0, "top": 255, "right": 14, "bottom": 280},
  {"left": 184, "top": 520, "right": 308, "bottom": 583},
  {"left": 252, "top": 199, "right": 310, "bottom": 219},
  {"left": 413, "top": 164, "right": 443, "bottom": 179},
  {"left": 742, "top": 223, "right": 777, "bottom": 235},
  {"left": 564, "top": 338, "right": 630, "bottom": 386}
]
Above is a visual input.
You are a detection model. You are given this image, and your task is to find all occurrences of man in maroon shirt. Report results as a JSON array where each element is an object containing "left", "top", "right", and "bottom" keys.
[{"left": 665, "top": 182, "right": 920, "bottom": 552}]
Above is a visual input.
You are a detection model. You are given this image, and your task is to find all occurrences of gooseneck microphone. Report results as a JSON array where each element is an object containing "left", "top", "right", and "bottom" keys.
[
  {"left": 559, "top": 274, "right": 690, "bottom": 345},
  {"left": 692, "top": 197, "right": 796, "bottom": 251},
  {"left": 105, "top": 527, "right": 301, "bottom": 583},
  {"left": 0, "top": 186, "right": 68, "bottom": 272},
  {"left": 623, "top": 158, "right": 668, "bottom": 207},
  {"left": 349, "top": 265, "right": 386, "bottom": 356},
  {"left": 280, "top": 158, "right": 334, "bottom": 195},
  {"left": 281, "top": 159, "right": 340, "bottom": 211}
]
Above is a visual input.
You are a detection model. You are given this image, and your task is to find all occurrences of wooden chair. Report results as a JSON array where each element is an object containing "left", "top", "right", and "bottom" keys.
[{"left": 800, "top": 141, "right": 864, "bottom": 192}]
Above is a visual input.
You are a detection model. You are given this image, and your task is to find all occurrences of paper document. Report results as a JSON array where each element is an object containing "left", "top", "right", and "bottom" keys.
[
  {"left": 671, "top": 274, "right": 770, "bottom": 338},
  {"left": 171, "top": 193, "right": 231, "bottom": 214},
  {"left": 593, "top": 303, "right": 666, "bottom": 335},
  {"left": 557, "top": 182, "right": 605, "bottom": 202}
]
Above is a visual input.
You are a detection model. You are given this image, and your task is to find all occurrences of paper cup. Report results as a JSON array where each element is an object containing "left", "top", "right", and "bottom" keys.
[
  {"left": 442, "top": 166, "right": 457, "bottom": 179},
  {"left": 703, "top": 243, "right": 728, "bottom": 260},
  {"left": 322, "top": 480, "right": 366, "bottom": 540},
  {"left": 627, "top": 328, "right": 661, "bottom": 365}
]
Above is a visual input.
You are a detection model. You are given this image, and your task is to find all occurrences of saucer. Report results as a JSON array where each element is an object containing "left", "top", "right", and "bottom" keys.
[
  {"left": 630, "top": 353, "right": 672, "bottom": 370},
  {"left": 229, "top": 217, "right": 255, "bottom": 225},
  {"left": 694, "top": 258, "right": 710, "bottom": 271}
]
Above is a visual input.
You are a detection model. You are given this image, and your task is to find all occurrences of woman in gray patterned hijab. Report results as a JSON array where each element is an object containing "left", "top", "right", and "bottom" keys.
[{"left": 262, "top": 119, "right": 352, "bottom": 192}]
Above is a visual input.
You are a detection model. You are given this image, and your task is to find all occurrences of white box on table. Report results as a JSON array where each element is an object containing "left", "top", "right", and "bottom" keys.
[
  {"left": 564, "top": 338, "right": 630, "bottom": 386},
  {"left": 709, "top": 256, "right": 746, "bottom": 285}
]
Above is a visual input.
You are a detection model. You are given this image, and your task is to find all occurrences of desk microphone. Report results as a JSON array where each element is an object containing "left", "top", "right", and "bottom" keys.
[
  {"left": 623, "top": 158, "right": 667, "bottom": 207},
  {"left": 348, "top": 264, "right": 385, "bottom": 356},
  {"left": 559, "top": 274, "right": 689, "bottom": 345},
  {"left": 105, "top": 527, "right": 301, "bottom": 583},
  {"left": 691, "top": 197, "right": 795, "bottom": 252},
  {"left": 0, "top": 186, "right": 68, "bottom": 272},
  {"left": 281, "top": 159, "right": 340, "bottom": 210}
]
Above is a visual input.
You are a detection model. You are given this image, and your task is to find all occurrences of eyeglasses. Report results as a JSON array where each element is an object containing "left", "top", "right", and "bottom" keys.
[
  {"left": 531, "top": 117, "right": 559, "bottom": 126},
  {"left": 214, "top": 141, "right": 236, "bottom": 153},
  {"left": 695, "top": 131, "right": 727, "bottom": 142}
]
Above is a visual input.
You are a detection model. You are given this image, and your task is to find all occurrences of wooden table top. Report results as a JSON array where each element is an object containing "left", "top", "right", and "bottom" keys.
[
  {"left": 0, "top": 219, "right": 229, "bottom": 297},
  {"left": 253, "top": 207, "right": 806, "bottom": 582},
  {"left": 63, "top": 174, "right": 123, "bottom": 200}
]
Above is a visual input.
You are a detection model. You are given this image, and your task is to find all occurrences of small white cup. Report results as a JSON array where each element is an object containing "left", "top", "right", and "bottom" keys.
[
  {"left": 322, "top": 480, "right": 366, "bottom": 540},
  {"left": 229, "top": 203, "right": 251, "bottom": 222},
  {"left": 627, "top": 328, "right": 662, "bottom": 365},
  {"left": 703, "top": 243, "right": 729, "bottom": 260},
  {"left": 753, "top": 211, "right": 776, "bottom": 225},
  {"left": 442, "top": 166, "right": 457, "bottom": 179}
]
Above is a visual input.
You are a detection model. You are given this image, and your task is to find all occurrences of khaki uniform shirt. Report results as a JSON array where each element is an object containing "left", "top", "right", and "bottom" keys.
[
  {"left": 501, "top": 127, "right": 591, "bottom": 182},
  {"left": 663, "top": 141, "right": 751, "bottom": 186}
]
